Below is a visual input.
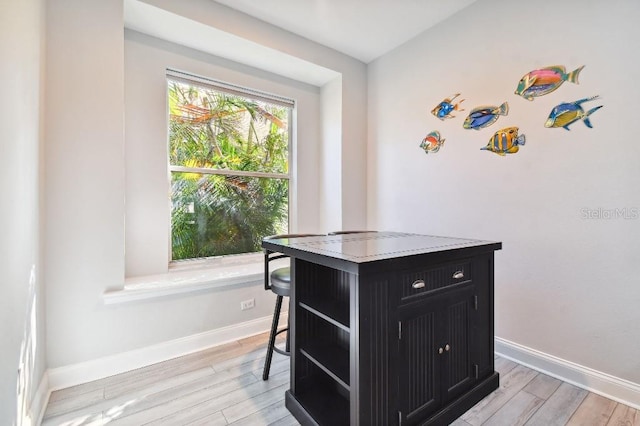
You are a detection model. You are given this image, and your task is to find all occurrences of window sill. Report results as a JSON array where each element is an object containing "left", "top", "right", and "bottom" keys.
[{"left": 104, "top": 254, "right": 286, "bottom": 305}]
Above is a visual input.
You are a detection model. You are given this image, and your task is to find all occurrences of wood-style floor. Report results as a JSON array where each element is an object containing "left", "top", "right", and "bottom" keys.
[{"left": 43, "top": 331, "right": 639, "bottom": 426}]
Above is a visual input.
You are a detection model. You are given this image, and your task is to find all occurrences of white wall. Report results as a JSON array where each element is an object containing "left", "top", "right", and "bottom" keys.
[
  {"left": 319, "top": 77, "right": 343, "bottom": 231},
  {"left": 368, "top": 0, "right": 640, "bottom": 386},
  {"left": 44, "top": 0, "right": 367, "bottom": 370},
  {"left": 45, "top": 0, "right": 126, "bottom": 369},
  {"left": 0, "top": 0, "right": 46, "bottom": 422}
]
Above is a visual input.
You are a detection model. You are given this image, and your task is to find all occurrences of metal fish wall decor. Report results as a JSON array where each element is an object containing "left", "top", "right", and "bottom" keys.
[
  {"left": 419, "top": 131, "right": 445, "bottom": 154},
  {"left": 463, "top": 102, "right": 509, "bottom": 130},
  {"left": 481, "top": 127, "right": 525, "bottom": 156},
  {"left": 431, "top": 94, "right": 465, "bottom": 120},
  {"left": 515, "top": 65, "right": 585, "bottom": 101},
  {"left": 418, "top": 62, "right": 603, "bottom": 160},
  {"left": 545, "top": 96, "right": 603, "bottom": 130}
]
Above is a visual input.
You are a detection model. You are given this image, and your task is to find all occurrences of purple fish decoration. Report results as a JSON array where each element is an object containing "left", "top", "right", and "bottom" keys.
[{"left": 515, "top": 65, "right": 585, "bottom": 101}]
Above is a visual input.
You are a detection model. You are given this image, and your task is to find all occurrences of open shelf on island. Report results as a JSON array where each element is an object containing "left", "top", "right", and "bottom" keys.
[
  {"left": 299, "top": 296, "right": 349, "bottom": 331},
  {"left": 296, "top": 378, "right": 350, "bottom": 425},
  {"left": 300, "top": 341, "right": 350, "bottom": 391}
]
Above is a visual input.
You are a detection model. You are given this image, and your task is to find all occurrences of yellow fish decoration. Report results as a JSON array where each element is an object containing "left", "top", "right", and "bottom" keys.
[
  {"left": 544, "top": 96, "right": 603, "bottom": 130},
  {"left": 481, "top": 126, "right": 526, "bottom": 156}
]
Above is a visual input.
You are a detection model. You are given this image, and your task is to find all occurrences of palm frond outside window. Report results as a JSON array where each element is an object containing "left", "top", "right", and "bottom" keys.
[{"left": 167, "top": 70, "right": 292, "bottom": 261}]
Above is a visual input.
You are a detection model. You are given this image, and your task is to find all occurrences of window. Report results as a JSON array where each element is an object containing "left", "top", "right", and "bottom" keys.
[{"left": 167, "top": 70, "right": 292, "bottom": 261}]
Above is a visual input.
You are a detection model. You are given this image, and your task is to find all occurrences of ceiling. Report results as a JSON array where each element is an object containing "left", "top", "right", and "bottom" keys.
[{"left": 211, "top": 0, "right": 477, "bottom": 63}]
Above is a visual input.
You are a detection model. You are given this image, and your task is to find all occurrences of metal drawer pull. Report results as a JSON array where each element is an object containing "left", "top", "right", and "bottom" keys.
[
  {"left": 453, "top": 271, "right": 464, "bottom": 279},
  {"left": 412, "top": 280, "right": 425, "bottom": 289}
]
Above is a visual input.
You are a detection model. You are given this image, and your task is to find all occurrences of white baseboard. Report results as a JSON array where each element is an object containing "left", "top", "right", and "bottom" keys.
[
  {"left": 495, "top": 336, "right": 640, "bottom": 410},
  {"left": 48, "top": 313, "right": 287, "bottom": 392},
  {"left": 30, "top": 371, "right": 50, "bottom": 426}
]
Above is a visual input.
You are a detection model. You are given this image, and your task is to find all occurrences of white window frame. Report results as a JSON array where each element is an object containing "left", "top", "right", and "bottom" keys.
[{"left": 166, "top": 69, "right": 294, "bottom": 267}]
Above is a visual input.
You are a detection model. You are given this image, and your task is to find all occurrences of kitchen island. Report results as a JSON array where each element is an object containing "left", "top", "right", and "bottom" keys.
[{"left": 262, "top": 232, "right": 502, "bottom": 425}]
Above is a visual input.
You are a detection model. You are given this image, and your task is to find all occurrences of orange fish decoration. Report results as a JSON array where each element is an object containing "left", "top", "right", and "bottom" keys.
[{"left": 419, "top": 131, "right": 445, "bottom": 154}]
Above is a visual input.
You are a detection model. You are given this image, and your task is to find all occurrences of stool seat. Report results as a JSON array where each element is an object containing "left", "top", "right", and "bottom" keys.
[{"left": 270, "top": 267, "right": 291, "bottom": 296}]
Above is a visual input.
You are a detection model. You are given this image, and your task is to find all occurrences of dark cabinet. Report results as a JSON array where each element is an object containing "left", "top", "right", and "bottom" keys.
[
  {"left": 262, "top": 232, "right": 501, "bottom": 426},
  {"left": 398, "top": 284, "right": 476, "bottom": 425}
]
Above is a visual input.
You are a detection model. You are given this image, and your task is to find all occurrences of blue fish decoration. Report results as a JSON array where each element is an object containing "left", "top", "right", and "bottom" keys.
[
  {"left": 431, "top": 93, "right": 465, "bottom": 120},
  {"left": 463, "top": 102, "right": 509, "bottom": 130},
  {"left": 544, "top": 96, "right": 603, "bottom": 130}
]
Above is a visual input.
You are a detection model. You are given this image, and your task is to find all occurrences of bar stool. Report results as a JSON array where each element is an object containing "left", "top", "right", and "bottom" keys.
[{"left": 262, "top": 233, "right": 323, "bottom": 380}]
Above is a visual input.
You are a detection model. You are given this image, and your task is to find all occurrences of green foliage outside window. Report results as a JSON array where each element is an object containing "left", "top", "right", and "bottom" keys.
[{"left": 168, "top": 79, "right": 290, "bottom": 261}]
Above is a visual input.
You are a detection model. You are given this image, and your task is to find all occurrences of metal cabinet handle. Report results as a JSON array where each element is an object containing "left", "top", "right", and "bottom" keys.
[
  {"left": 453, "top": 271, "right": 464, "bottom": 279},
  {"left": 438, "top": 347, "right": 444, "bottom": 354},
  {"left": 412, "top": 280, "right": 425, "bottom": 289},
  {"left": 445, "top": 344, "right": 450, "bottom": 351}
]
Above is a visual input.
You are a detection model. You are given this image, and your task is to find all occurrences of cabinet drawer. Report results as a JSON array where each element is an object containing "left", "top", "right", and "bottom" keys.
[{"left": 399, "top": 260, "right": 472, "bottom": 303}]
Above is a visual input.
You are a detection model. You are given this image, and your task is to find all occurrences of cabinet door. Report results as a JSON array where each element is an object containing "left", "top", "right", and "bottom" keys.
[
  {"left": 441, "top": 285, "right": 476, "bottom": 402},
  {"left": 397, "top": 285, "right": 476, "bottom": 425},
  {"left": 397, "top": 299, "right": 443, "bottom": 425}
]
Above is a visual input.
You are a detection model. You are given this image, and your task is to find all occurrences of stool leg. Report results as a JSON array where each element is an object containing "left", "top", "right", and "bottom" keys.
[
  {"left": 285, "top": 301, "right": 290, "bottom": 353},
  {"left": 263, "top": 295, "right": 283, "bottom": 380}
]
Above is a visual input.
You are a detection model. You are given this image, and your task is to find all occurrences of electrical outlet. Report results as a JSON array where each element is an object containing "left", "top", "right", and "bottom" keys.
[{"left": 240, "top": 298, "right": 255, "bottom": 310}]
